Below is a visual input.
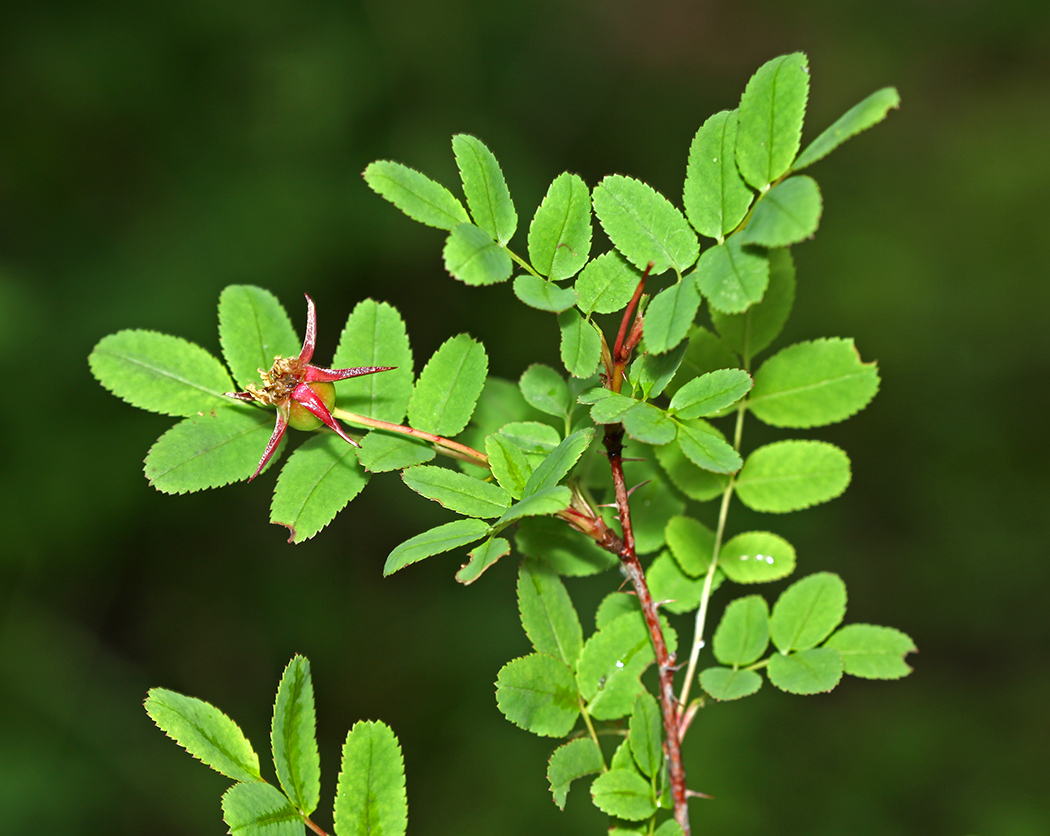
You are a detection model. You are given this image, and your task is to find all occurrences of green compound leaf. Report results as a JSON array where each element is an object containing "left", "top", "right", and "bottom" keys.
[
  {"left": 271, "top": 656, "right": 320, "bottom": 815},
  {"left": 144, "top": 688, "right": 261, "bottom": 783},
  {"left": 334, "top": 721, "right": 407, "bottom": 836},
  {"left": 515, "top": 517, "right": 617, "bottom": 577},
  {"left": 694, "top": 237, "right": 770, "bottom": 315},
  {"left": 218, "top": 285, "right": 300, "bottom": 391},
  {"left": 90, "top": 330, "right": 235, "bottom": 417},
  {"left": 574, "top": 250, "right": 642, "bottom": 315},
  {"left": 669, "top": 368, "right": 753, "bottom": 420},
  {"left": 646, "top": 550, "right": 711, "bottom": 614},
  {"left": 719, "top": 531, "right": 796, "bottom": 584},
  {"left": 654, "top": 821, "right": 685, "bottom": 836},
  {"left": 794, "top": 87, "right": 901, "bottom": 171},
  {"left": 684, "top": 109, "right": 754, "bottom": 239},
  {"left": 674, "top": 419, "right": 742, "bottom": 474},
  {"left": 700, "top": 667, "right": 763, "bottom": 701},
  {"left": 739, "top": 176, "right": 822, "bottom": 247},
  {"left": 735, "top": 440, "right": 851, "bottom": 513},
  {"left": 528, "top": 172, "right": 592, "bottom": 280},
  {"left": 823, "top": 624, "right": 916, "bottom": 679},
  {"left": 644, "top": 278, "right": 701, "bottom": 354},
  {"left": 665, "top": 515, "right": 715, "bottom": 577},
  {"left": 270, "top": 434, "right": 370, "bottom": 544},
  {"left": 455, "top": 536, "right": 512, "bottom": 585},
  {"left": 767, "top": 647, "right": 843, "bottom": 695},
  {"left": 485, "top": 433, "right": 533, "bottom": 499},
  {"left": 558, "top": 309, "right": 603, "bottom": 378},
  {"left": 622, "top": 402, "right": 677, "bottom": 446},
  {"left": 363, "top": 159, "right": 469, "bottom": 230},
  {"left": 383, "top": 518, "right": 490, "bottom": 576},
  {"left": 494, "top": 485, "right": 573, "bottom": 529},
  {"left": 592, "top": 174, "right": 699, "bottom": 275},
  {"left": 749, "top": 338, "right": 880, "bottom": 428},
  {"left": 520, "top": 363, "right": 572, "bottom": 418},
  {"left": 628, "top": 691, "right": 662, "bottom": 777},
  {"left": 513, "top": 274, "right": 578, "bottom": 312},
  {"left": 770, "top": 572, "right": 847, "bottom": 652},
  {"left": 443, "top": 223, "right": 513, "bottom": 286},
  {"left": 221, "top": 782, "right": 303, "bottom": 836},
  {"left": 589, "top": 392, "right": 637, "bottom": 424},
  {"left": 518, "top": 558, "right": 584, "bottom": 668},
  {"left": 495, "top": 653, "right": 581, "bottom": 737},
  {"left": 736, "top": 52, "right": 810, "bottom": 191},
  {"left": 630, "top": 338, "right": 688, "bottom": 399},
  {"left": 402, "top": 465, "right": 511, "bottom": 518},
  {"left": 356, "top": 432, "right": 435, "bottom": 473},
  {"left": 523, "top": 429, "right": 594, "bottom": 496},
  {"left": 408, "top": 334, "right": 488, "bottom": 436},
  {"left": 710, "top": 247, "right": 795, "bottom": 358},
  {"left": 452, "top": 133, "right": 517, "bottom": 245},
  {"left": 655, "top": 440, "right": 728, "bottom": 502},
  {"left": 712, "top": 595, "right": 770, "bottom": 666},
  {"left": 590, "top": 769, "right": 657, "bottom": 821},
  {"left": 548, "top": 738, "right": 603, "bottom": 810},
  {"left": 144, "top": 407, "right": 274, "bottom": 494},
  {"left": 332, "top": 299, "right": 414, "bottom": 424}
]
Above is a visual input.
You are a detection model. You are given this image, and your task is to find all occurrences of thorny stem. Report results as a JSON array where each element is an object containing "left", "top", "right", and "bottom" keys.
[{"left": 331, "top": 408, "right": 489, "bottom": 468}]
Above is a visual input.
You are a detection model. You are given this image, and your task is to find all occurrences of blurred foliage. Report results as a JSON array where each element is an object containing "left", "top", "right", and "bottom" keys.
[{"left": 1, "top": 0, "right": 1048, "bottom": 834}]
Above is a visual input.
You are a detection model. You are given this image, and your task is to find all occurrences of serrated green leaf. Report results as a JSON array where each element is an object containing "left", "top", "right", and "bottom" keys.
[
  {"left": 646, "top": 550, "right": 712, "bottom": 614},
  {"left": 749, "top": 338, "right": 879, "bottom": 428},
  {"left": 669, "top": 368, "right": 752, "bottom": 419},
  {"left": 558, "top": 309, "right": 603, "bottom": 378},
  {"left": 271, "top": 656, "right": 320, "bottom": 815},
  {"left": 455, "top": 536, "right": 511, "bottom": 585},
  {"left": 520, "top": 364, "right": 572, "bottom": 417},
  {"left": 684, "top": 109, "right": 754, "bottom": 239},
  {"left": 452, "top": 134, "right": 517, "bottom": 244},
  {"left": 622, "top": 402, "right": 676, "bottom": 445},
  {"left": 221, "top": 782, "right": 303, "bottom": 836},
  {"left": 593, "top": 175, "right": 699, "bottom": 275},
  {"left": 628, "top": 691, "right": 662, "bottom": 778},
  {"left": 655, "top": 439, "right": 729, "bottom": 501},
  {"left": 515, "top": 517, "right": 618, "bottom": 577},
  {"left": 144, "top": 407, "right": 275, "bottom": 494},
  {"left": 443, "top": 223, "right": 512, "bottom": 285},
  {"left": 498, "top": 421, "right": 562, "bottom": 460},
  {"left": 713, "top": 595, "right": 770, "bottom": 666},
  {"left": 719, "top": 531, "right": 796, "bottom": 584},
  {"left": 770, "top": 572, "right": 847, "bottom": 652},
  {"left": 523, "top": 429, "right": 594, "bottom": 496},
  {"left": 664, "top": 515, "right": 715, "bottom": 577},
  {"left": 494, "top": 485, "right": 573, "bottom": 529},
  {"left": 655, "top": 820, "right": 685, "bottom": 836},
  {"left": 823, "top": 624, "right": 916, "bottom": 679},
  {"left": 471, "top": 377, "right": 544, "bottom": 434},
  {"left": 528, "top": 172, "right": 592, "bottom": 280},
  {"left": 145, "top": 688, "right": 261, "bottom": 783},
  {"left": 90, "top": 330, "right": 235, "bottom": 417},
  {"left": 270, "top": 434, "right": 369, "bottom": 544},
  {"left": 548, "top": 738, "right": 603, "bottom": 810},
  {"left": 710, "top": 248, "right": 795, "bottom": 358},
  {"left": 513, "top": 274, "right": 578, "bottom": 312},
  {"left": 595, "top": 593, "right": 641, "bottom": 630},
  {"left": 332, "top": 299, "right": 414, "bottom": 423},
  {"left": 630, "top": 338, "right": 688, "bottom": 399},
  {"left": 333, "top": 721, "right": 407, "bottom": 836},
  {"left": 694, "top": 238, "right": 770, "bottom": 315},
  {"left": 408, "top": 334, "right": 488, "bottom": 436},
  {"left": 700, "top": 667, "right": 763, "bottom": 701},
  {"left": 363, "top": 160, "right": 469, "bottom": 230},
  {"left": 736, "top": 52, "right": 810, "bottom": 191},
  {"left": 574, "top": 250, "right": 641, "bottom": 315},
  {"left": 590, "top": 770, "right": 657, "bottom": 821},
  {"left": 402, "top": 465, "right": 510, "bottom": 518},
  {"left": 495, "top": 653, "right": 581, "bottom": 737},
  {"left": 485, "top": 433, "right": 533, "bottom": 499},
  {"left": 590, "top": 393, "right": 637, "bottom": 424},
  {"left": 674, "top": 419, "right": 742, "bottom": 474},
  {"left": 794, "top": 87, "right": 901, "bottom": 171},
  {"left": 735, "top": 440, "right": 851, "bottom": 513},
  {"left": 383, "top": 518, "right": 491, "bottom": 575},
  {"left": 644, "top": 279, "right": 701, "bottom": 354},
  {"left": 669, "top": 326, "right": 742, "bottom": 397},
  {"left": 218, "top": 285, "right": 300, "bottom": 391},
  {"left": 767, "top": 647, "right": 843, "bottom": 694},
  {"left": 518, "top": 559, "right": 584, "bottom": 668},
  {"left": 356, "top": 432, "right": 435, "bottom": 473},
  {"left": 740, "top": 176, "right": 822, "bottom": 247}
]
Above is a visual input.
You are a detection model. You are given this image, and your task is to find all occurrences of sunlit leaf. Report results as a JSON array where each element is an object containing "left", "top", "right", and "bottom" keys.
[
  {"left": 402, "top": 465, "right": 511, "bottom": 518},
  {"left": 627, "top": 691, "right": 662, "bottom": 777},
  {"left": 453, "top": 133, "right": 517, "bottom": 244},
  {"left": 664, "top": 515, "right": 715, "bottom": 577},
  {"left": 574, "top": 250, "right": 641, "bottom": 315},
  {"left": 520, "top": 364, "right": 572, "bottom": 417},
  {"left": 364, "top": 160, "right": 468, "bottom": 229},
  {"left": 684, "top": 109, "right": 753, "bottom": 239},
  {"left": 668, "top": 368, "right": 752, "bottom": 420},
  {"left": 495, "top": 653, "right": 581, "bottom": 737},
  {"left": 644, "top": 279, "right": 701, "bottom": 354},
  {"left": 740, "top": 176, "right": 822, "bottom": 247},
  {"left": 700, "top": 667, "right": 763, "bottom": 701},
  {"left": 767, "top": 648, "right": 843, "bottom": 695},
  {"left": 443, "top": 223, "right": 512, "bottom": 285},
  {"left": 271, "top": 655, "right": 320, "bottom": 815},
  {"left": 513, "top": 275, "right": 578, "bottom": 312},
  {"left": 383, "top": 519, "right": 491, "bottom": 575},
  {"left": 719, "top": 531, "right": 796, "bottom": 583},
  {"left": 590, "top": 770, "right": 656, "bottom": 821},
  {"left": 408, "top": 334, "right": 488, "bottom": 436},
  {"left": 548, "top": 738, "right": 603, "bottom": 810},
  {"left": 674, "top": 419, "right": 742, "bottom": 474},
  {"left": 794, "top": 87, "right": 901, "bottom": 171},
  {"left": 770, "top": 572, "right": 847, "bottom": 652},
  {"left": 528, "top": 172, "right": 591, "bottom": 280},
  {"left": 218, "top": 285, "right": 300, "bottom": 391},
  {"left": 736, "top": 52, "right": 809, "bottom": 191},
  {"left": 712, "top": 595, "right": 770, "bottom": 666},
  {"left": 823, "top": 624, "right": 916, "bottom": 679},
  {"left": 709, "top": 248, "right": 795, "bottom": 358},
  {"left": 735, "top": 440, "right": 850, "bottom": 512},
  {"left": 355, "top": 432, "right": 435, "bottom": 473},
  {"left": 221, "top": 782, "right": 302, "bottom": 836},
  {"left": 333, "top": 721, "right": 407, "bottom": 836},
  {"left": 455, "top": 537, "right": 512, "bottom": 585},
  {"left": 518, "top": 559, "right": 584, "bottom": 668},
  {"left": 558, "top": 309, "right": 603, "bottom": 378},
  {"left": 694, "top": 238, "right": 769, "bottom": 314}
]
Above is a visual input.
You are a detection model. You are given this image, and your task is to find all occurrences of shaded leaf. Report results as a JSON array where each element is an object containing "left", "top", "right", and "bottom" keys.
[
  {"left": 513, "top": 274, "right": 578, "bottom": 312},
  {"left": 590, "top": 770, "right": 657, "bottom": 821},
  {"left": 646, "top": 550, "right": 711, "bottom": 614},
  {"left": 674, "top": 419, "right": 742, "bottom": 474},
  {"left": 443, "top": 223, "right": 512, "bottom": 285},
  {"left": 644, "top": 279, "right": 701, "bottom": 354},
  {"left": 218, "top": 285, "right": 300, "bottom": 391},
  {"left": 383, "top": 519, "right": 491, "bottom": 575},
  {"left": 271, "top": 656, "right": 320, "bottom": 814},
  {"left": 735, "top": 440, "right": 851, "bottom": 513},
  {"left": 700, "top": 667, "right": 763, "bottom": 701},
  {"left": 739, "top": 176, "right": 822, "bottom": 247},
  {"left": 528, "top": 172, "right": 592, "bottom": 280},
  {"left": 452, "top": 133, "right": 517, "bottom": 244},
  {"left": 548, "top": 738, "right": 603, "bottom": 810},
  {"left": 709, "top": 248, "right": 795, "bottom": 358},
  {"left": 794, "top": 87, "right": 901, "bottom": 171},
  {"left": 694, "top": 238, "right": 770, "bottom": 314},
  {"left": 767, "top": 648, "right": 843, "bottom": 695},
  {"left": 655, "top": 439, "right": 729, "bottom": 502},
  {"left": 333, "top": 721, "right": 407, "bottom": 836},
  {"left": 515, "top": 517, "right": 618, "bottom": 577},
  {"left": 736, "top": 52, "right": 809, "bottom": 191},
  {"left": 770, "top": 572, "right": 847, "bottom": 652},
  {"left": 518, "top": 559, "right": 584, "bottom": 668},
  {"left": 495, "top": 653, "right": 580, "bottom": 737},
  {"left": 630, "top": 338, "right": 688, "bottom": 399},
  {"left": 408, "top": 334, "right": 488, "bottom": 436},
  {"left": 363, "top": 160, "right": 468, "bottom": 230},
  {"left": 823, "top": 624, "right": 916, "bottom": 679}
]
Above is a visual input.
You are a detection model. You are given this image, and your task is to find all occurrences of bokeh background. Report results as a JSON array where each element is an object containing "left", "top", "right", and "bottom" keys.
[{"left": 2, "top": 1, "right": 1048, "bottom": 834}]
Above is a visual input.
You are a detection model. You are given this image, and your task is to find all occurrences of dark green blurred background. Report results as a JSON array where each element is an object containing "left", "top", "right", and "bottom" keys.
[{"left": 2, "top": 0, "right": 1048, "bottom": 833}]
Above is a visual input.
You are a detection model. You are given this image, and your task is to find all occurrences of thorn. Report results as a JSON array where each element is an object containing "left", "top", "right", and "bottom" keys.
[
  {"left": 686, "top": 789, "right": 714, "bottom": 800},
  {"left": 625, "top": 480, "right": 650, "bottom": 497}
]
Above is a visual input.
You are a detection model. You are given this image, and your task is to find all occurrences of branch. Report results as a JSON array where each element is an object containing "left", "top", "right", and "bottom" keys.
[{"left": 331, "top": 408, "right": 489, "bottom": 468}]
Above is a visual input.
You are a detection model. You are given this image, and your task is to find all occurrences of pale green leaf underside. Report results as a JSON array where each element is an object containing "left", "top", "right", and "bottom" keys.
[
  {"left": 455, "top": 536, "right": 511, "bottom": 585},
  {"left": 771, "top": 571, "right": 847, "bottom": 652},
  {"left": 767, "top": 647, "right": 843, "bottom": 694},
  {"left": 709, "top": 247, "right": 795, "bottom": 357},
  {"left": 219, "top": 285, "right": 300, "bottom": 391},
  {"left": 334, "top": 721, "right": 408, "bottom": 836},
  {"left": 528, "top": 172, "right": 592, "bottom": 280},
  {"left": 495, "top": 653, "right": 580, "bottom": 737},
  {"left": 402, "top": 464, "right": 511, "bottom": 518},
  {"left": 443, "top": 223, "right": 513, "bottom": 285},
  {"left": 694, "top": 237, "right": 770, "bottom": 315},
  {"left": 740, "top": 175, "right": 822, "bottom": 247},
  {"left": 548, "top": 737, "right": 604, "bottom": 810},
  {"left": 684, "top": 109, "right": 753, "bottom": 239},
  {"left": 90, "top": 330, "right": 234, "bottom": 417},
  {"left": 408, "top": 333, "right": 488, "bottom": 436},
  {"left": 513, "top": 274, "right": 578, "bottom": 312},
  {"left": 271, "top": 655, "right": 320, "bottom": 815},
  {"left": 519, "top": 363, "right": 572, "bottom": 417},
  {"left": 735, "top": 440, "right": 851, "bottom": 513},
  {"left": 518, "top": 558, "right": 584, "bottom": 668},
  {"left": 712, "top": 594, "right": 770, "bottom": 666},
  {"left": 590, "top": 769, "right": 657, "bottom": 821},
  {"left": 363, "top": 160, "right": 469, "bottom": 230},
  {"left": 700, "top": 667, "right": 763, "bottom": 701},
  {"left": 794, "top": 87, "right": 901, "bottom": 171},
  {"left": 221, "top": 782, "right": 303, "bottom": 836},
  {"left": 823, "top": 624, "right": 916, "bottom": 679},
  {"left": 453, "top": 133, "right": 517, "bottom": 244},
  {"left": 384, "top": 518, "right": 491, "bottom": 575},
  {"left": 719, "top": 531, "right": 796, "bottom": 583}
]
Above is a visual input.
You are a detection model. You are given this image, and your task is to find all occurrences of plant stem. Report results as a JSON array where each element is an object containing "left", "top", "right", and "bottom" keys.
[
  {"left": 303, "top": 816, "right": 329, "bottom": 836},
  {"left": 331, "top": 408, "right": 489, "bottom": 468}
]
